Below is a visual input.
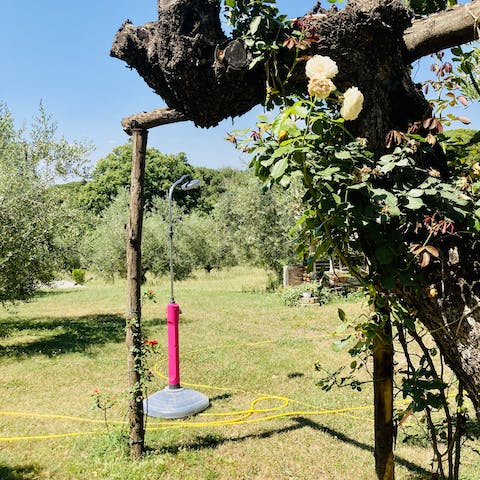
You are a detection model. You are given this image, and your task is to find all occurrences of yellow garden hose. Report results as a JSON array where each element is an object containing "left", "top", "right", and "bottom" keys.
[{"left": 0, "top": 339, "right": 452, "bottom": 443}]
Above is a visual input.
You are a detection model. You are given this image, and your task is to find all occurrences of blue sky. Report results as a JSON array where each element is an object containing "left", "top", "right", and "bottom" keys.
[{"left": 1, "top": 1, "right": 478, "bottom": 172}]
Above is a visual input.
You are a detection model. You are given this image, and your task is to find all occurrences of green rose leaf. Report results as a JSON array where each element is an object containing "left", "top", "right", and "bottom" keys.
[
  {"left": 335, "top": 151, "right": 352, "bottom": 160},
  {"left": 375, "top": 244, "right": 394, "bottom": 265},
  {"left": 405, "top": 197, "right": 425, "bottom": 210},
  {"left": 332, "top": 337, "right": 350, "bottom": 352},
  {"left": 249, "top": 16, "right": 262, "bottom": 35},
  {"left": 270, "top": 157, "right": 289, "bottom": 180},
  {"left": 407, "top": 188, "right": 424, "bottom": 198}
]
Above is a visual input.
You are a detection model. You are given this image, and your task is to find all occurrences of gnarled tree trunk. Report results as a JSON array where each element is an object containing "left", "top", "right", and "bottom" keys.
[
  {"left": 402, "top": 235, "right": 480, "bottom": 418},
  {"left": 111, "top": 0, "right": 265, "bottom": 127}
]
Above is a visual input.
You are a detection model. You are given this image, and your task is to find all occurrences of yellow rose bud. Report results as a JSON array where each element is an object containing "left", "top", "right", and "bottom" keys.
[
  {"left": 278, "top": 130, "right": 289, "bottom": 143},
  {"left": 340, "top": 86, "right": 364, "bottom": 121},
  {"left": 308, "top": 77, "right": 336, "bottom": 99},
  {"left": 305, "top": 55, "right": 339, "bottom": 80},
  {"left": 428, "top": 285, "right": 438, "bottom": 298}
]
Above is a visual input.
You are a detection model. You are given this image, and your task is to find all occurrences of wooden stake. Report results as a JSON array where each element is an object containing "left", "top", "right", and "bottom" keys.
[{"left": 126, "top": 128, "right": 148, "bottom": 459}]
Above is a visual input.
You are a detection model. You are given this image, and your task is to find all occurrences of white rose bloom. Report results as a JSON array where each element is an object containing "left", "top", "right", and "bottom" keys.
[
  {"left": 305, "top": 55, "right": 339, "bottom": 80},
  {"left": 308, "top": 77, "right": 336, "bottom": 99},
  {"left": 340, "top": 87, "right": 364, "bottom": 121}
]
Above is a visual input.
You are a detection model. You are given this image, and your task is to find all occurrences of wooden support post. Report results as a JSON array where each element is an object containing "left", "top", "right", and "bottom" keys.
[
  {"left": 126, "top": 128, "right": 148, "bottom": 459},
  {"left": 373, "top": 314, "right": 395, "bottom": 480}
]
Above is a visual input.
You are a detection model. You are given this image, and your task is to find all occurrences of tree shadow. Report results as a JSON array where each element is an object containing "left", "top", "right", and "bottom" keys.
[
  {"left": 293, "top": 417, "right": 431, "bottom": 477},
  {"left": 33, "top": 290, "right": 78, "bottom": 299},
  {"left": 0, "top": 314, "right": 125, "bottom": 358},
  {"left": 150, "top": 416, "right": 430, "bottom": 477},
  {"left": 152, "top": 421, "right": 305, "bottom": 455},
  {"left": 142, "top": 316, "right": 191, "bottom": 332},
  {"left": 287, "top": 372, "right": 305, "bottom": 379},
  {"left": 208, "top": 393, "right": 233, "bottom": 402},
  {"left": 0, "top": 464, "right": 42, "bottom": 480},
  {"left": 142, "top": 317, "right": 168, "bottom": 329}
]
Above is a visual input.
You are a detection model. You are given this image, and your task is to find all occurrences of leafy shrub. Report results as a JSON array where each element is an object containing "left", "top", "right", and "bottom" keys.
[
  {"left": 281, "top": 282, "right": 328, "bottom": 306},
  {"left": 327, "top": 288, "right": 367, "bottom": 304},
  {"left": 72, "top": 268, "right": 86, "bottom": 285},
  {"left": 0, "top": 104, "right": 91, "bottom": 303}
]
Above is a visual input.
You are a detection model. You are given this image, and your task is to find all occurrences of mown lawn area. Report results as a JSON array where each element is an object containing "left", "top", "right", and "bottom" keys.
[{"left": 0, "top": 267, "right": 478, "bottom": 479}]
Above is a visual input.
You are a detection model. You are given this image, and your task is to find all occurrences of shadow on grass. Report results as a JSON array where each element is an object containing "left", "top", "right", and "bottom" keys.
[
  {"left": 152, "top": 416, "right": 430, "bottom": 477},
  {"left": 0, "top": 314, "right": 125, "bottom": 358},
  {"left": 208, "top": 393, "right": 233, "bottom": 402},
  {"left": 33, "top": 289, "right": 78, "bottom": 299},
  {"left": 0, "top": 464, "right": 42, "bottom": 480},
  {"left": 294, "top": 417, "right": 431, "bottom": 477},
  {"left": 142, "top": 317, "right": 168, "bottom": 329}
]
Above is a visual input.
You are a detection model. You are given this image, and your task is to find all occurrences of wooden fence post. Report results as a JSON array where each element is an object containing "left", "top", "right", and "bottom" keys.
[{"left": 126, "top": 128, "right": 148, "bottom": 459}]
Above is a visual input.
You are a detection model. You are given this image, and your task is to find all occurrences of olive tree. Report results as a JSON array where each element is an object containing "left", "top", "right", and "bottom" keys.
[
  {"left": 0, "top": 103, "right": 91, "bottom": 302},
  {"left": 213, "top": 173, "right": 299, "bottom": 278}
]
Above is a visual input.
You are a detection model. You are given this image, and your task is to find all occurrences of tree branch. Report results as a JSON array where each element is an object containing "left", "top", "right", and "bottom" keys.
[
  {"left": 404, "top": 0, "right": 480, "bottom": 62},
  {"left": 121, "top": 108, "right": 187, "bottom": 135}
]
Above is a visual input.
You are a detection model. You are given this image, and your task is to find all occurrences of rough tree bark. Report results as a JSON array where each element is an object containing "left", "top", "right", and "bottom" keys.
[
  {"left": 111, "top": 0, "right": 480, "bottom": 425},
  {"left": 404, "top": 1, "right": 480, "bottom": 61},
  {"left": 111, "top": 0, "right": 265, "bottom": 127},
  {"left": 401, "top": 235, "right": 480, "bottom": 418}
]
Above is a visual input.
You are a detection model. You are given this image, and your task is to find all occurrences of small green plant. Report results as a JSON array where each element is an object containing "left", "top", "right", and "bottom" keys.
[
  {"left": 89, "top": 430, "right": 130, "bottom": 461},
  {"left": 90, "top": 388, "right": 117, "bottom": 433},
  {"left": 281, "top": 281, "right": 327, "bottom": 306},
  {"left": 71, "top": 268, "right": 86, "bottom": 285},
  {"left": 327, "top": 288, "right": 367, "bottom": 304},
  {"left": 266, "top": 273, "right": 281, "bottom": 292},
  {"left": 142, "top": 288, "right": 157, "bottom": 304},
  {"left": 137, "top": 338, "right": 160, "bottom": 388}
]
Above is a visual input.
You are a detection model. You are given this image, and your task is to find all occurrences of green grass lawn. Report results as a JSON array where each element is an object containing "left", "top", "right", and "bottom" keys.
[{"left": 0, "top": 268, "right": 478, "bottom": 479}]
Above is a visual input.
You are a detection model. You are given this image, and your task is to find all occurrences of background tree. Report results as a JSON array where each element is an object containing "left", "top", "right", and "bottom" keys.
[
  {"left": 443, "top": 128, "right": 480, "bottom": 169},
  {"left": 81, "top": 192, "right": 130, "bottom": 282},
  {"left": 142, "top": 198, "right": 197, "bottom": 281},
  {"left": 213, "top": 173, "right": 300, "bottom": 279},
  {"left": 0, "top": 103, "right": 91, "bottom": 302},
  {"left": 178, "top": 210, "right": 236, "bottom": 272},
  {"left": 82, "top": 171, "right": 298, "bottom": 281},
  {"left": 78, "top": 143, "right": 197, "bottom": 214},
  {"left": 83, "top": 194, "right": 221, "bottom": 281},
  {"left": 193, "top": 166, "right": 247, "bottom": 213},
  {"left": 49, "top": 181, "right": 96, "bottom": 272}
]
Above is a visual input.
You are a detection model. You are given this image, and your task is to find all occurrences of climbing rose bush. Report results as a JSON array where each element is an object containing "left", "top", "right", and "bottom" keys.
[
  {"left": 340, "top": 86, "right": 364, "bottom": 120},
  {"left": 305, "top": 55, "right": 339, "bottom": 80},
  {"left": 305, "top": 55, "right": 364, "bottom": 120}
]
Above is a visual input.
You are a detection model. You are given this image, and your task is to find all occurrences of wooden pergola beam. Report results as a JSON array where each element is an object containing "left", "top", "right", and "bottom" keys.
[{"left": 122, "top": 107, "right": 188, "bottom": 135}]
